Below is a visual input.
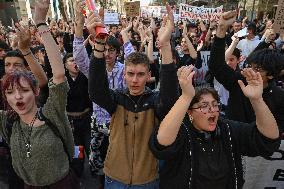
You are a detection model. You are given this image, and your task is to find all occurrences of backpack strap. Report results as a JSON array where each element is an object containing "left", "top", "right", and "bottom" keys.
[
  {"left": 38, "top": 108, "right": 72, "bottom": 163},
  {"left": 6, "top": 116, "right": 17, "bottom": 144}
]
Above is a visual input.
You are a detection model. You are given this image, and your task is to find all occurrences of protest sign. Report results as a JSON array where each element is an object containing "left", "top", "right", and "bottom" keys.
[
  {"left": 273, "top": 0, "right": 284, "bottom": 33},
  {"left": 125, "top": 1, "right": 140, "bottom": 17},
  {"left": 179, "top": 4, "right": 223, "bottom": 21},
  {"left": 104, "top": 11, "right": 119, "bottom": 25},
  {"left": 194, "top": 51, "right": 210, "bottom": 86},
  {"left": 243, "top": 140, "right": 284, "bottom": 189},
  {"left": 141, "top": 6, "right": 166, "bottom": 17}
]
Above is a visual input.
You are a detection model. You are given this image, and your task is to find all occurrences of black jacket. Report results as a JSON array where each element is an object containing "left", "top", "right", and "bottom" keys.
[
  {"left": 149, "top": 118, "right": 280, "bottom": 189},
  {"left": 209, "top": 37, "right": 284, "bottom": 133},
  {"left": 88, "top": 55, "right": 179, "bottom": 184}
]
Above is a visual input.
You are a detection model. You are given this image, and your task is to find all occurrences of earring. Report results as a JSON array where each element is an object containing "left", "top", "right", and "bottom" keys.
[{"left": 189, "top": 116, "right": 193, "bottom": 123}]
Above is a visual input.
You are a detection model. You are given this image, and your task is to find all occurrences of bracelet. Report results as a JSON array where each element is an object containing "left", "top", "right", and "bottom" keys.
[
  {"left": 37, "top": 29, "right": 51, "bottom": 37},
  {"left": 95, "top": 40, "right": 106, "bottom": 45},
  {"left": 93, "top": 48, "right": 105, "bottom": 53},
  {"left": 22, "top": 50, "right": 32, "bottom": 56},
  {"left": 36, "top": 23, "right": 47, "bottom": 28}
]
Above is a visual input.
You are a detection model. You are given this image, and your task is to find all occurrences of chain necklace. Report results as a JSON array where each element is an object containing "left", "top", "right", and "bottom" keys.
[{"left": 19, "top": 111, "right": 38, "bottom": 158}]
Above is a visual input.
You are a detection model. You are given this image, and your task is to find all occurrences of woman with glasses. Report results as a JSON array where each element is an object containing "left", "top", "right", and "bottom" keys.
[{"left": 149, "top": 65, "right": 280, "bottom": 189}]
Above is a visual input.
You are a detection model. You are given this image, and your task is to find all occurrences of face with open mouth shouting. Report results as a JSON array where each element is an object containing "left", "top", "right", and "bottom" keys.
[
  {"left": 65, "top": 57, "right": 79, "bottom": 75},
  {"left": 5, "top": 77, "right": 39, "bottom": 116},
  {"left": 188, "top": 93, "right": 220, "bottom": 132}
]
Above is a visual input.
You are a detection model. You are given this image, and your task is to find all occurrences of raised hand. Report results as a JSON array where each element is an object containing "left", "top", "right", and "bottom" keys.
[
  {"left": 150, "top": 17, "right": 156, "bottom": 31},
  {"left": 33, "top": 0, "right": 50, "bottom": 25},
  {"left": 121, "top": 21, "right": 132, "bottom": 35},
  {"left": 133, "top": 17, "right": 140, "bottom": 33},
  {"left": 218, "top": 10, "right": 237, "bottom": 28},
  {"left": 75, "top": 0, "right": 85, "bottom": 24},
  {"left": 146, "top": 27, "right": 153, "bottom": 40},
  {"left": 238, "top": 68, "right": 263, "bottom": 101},
  {"left": 182, "top": 20, "right": 188, "bottom": 37},
  {"left": 138, "top": 23, "right": 146, "bottom": 41},
  {"left": 209, "top": 18, "right": 217, "bottom": 29},
  {"left": 86, "top": 12, "right": 104, "bottom": 37},
  {"left": 158, "top": 3, "right": 174, "bottom": 46},
  {"left": 217, "top": 10, "right": 237, "bottom": 38},
  {"left": 15, "top": 23, "right": 31, "bottom": 52},
  {"left": 177, "top": 65, "right": 195, "bottom": 100}
]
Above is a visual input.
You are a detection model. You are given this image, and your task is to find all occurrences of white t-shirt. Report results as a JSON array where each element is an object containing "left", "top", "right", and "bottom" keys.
[
  {"left": 213, "top": 78, "right": 229, "bottom": 106},
  {"left": 237, "top": 36, "right": 261, "bottom": 58}
]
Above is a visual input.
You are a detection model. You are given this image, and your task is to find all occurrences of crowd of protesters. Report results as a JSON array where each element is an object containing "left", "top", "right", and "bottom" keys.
[{"left": 0, "top": 0, "right": 283, "bottom": 189}]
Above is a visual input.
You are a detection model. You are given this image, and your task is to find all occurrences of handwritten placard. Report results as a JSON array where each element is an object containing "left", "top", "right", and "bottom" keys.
[
  {"left": 104, "top": 11, "right": 119, "bottom": 25},
  {"left": 125, "top": 1, "right": 140, "bottom": 17},
  {"left": 179, "top": 4, "right": 223, "bottom": 21},
  {"left": 273, "top": 0, "right": 284, "bottom": 33}
]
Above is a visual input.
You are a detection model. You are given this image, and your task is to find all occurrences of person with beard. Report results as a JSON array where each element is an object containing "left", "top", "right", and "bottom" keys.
[{"left": 63, "top": 53, "right": 92, "bottom": 178}]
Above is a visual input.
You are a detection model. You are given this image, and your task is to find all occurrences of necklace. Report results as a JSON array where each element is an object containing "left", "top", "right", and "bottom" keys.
[
  {"left": 196, "top": 137, "right": 215, "bottom": 153},
  {"left": 19, "top": 111, "right": 38, "bottom": 158}
]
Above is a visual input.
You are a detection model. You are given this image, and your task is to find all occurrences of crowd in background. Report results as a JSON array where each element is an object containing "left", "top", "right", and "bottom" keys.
[{"left": 0, "top": 0, "right": 283, "bottom": 189}]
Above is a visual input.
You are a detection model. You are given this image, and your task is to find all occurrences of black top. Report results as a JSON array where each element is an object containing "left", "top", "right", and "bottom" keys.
[
  {"left": 193, "top": 126, "right": 230, "bottom": 189},
  {"left": 149, "top": 118, "right": 280, "bottom": 189},
  {"left": 209, "top": 37, "right": 284, "bottom": 133},
  {"left": 88, "top": 55, "right": 179, "bottom": 120},
  {"left": 0, "top": 59, "right": 5, "bottom": 79},
  {"left": 66, "top": 72, "right": 92, "bottom": 112},
  {"left": 147, "top": 60, "right": 160, "bottom": 90},
  {"left": 177, "top": 54, "right": 196, "bottom": 69}
]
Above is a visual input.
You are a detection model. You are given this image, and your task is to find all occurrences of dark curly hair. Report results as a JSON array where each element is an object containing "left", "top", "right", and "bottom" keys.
[{"left": 246, "top": 48, "right": 284, "bottom": 79}]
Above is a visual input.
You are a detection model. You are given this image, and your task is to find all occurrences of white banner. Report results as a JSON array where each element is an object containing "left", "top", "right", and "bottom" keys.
[
  {"left": 179, "top": 4, "right": 223, "bottom": 21},
  {"left": 104, "top": 11, "right": 119, "bottom": 25},
  {"left": 141, "top": 6, "right": 167, "bottom": 17},
  {"left": 243, "top": 140, "right": 284, "bottom": 189}
]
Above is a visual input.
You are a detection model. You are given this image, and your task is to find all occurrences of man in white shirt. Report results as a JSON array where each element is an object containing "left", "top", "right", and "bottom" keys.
[{"left": 236, "top": 22, "right": 260, "bottom": 66}]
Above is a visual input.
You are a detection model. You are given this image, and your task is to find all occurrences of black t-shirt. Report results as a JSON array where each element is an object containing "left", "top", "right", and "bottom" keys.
[
  {"left": 191, "top": 127, "right": 231, "bottom": 189},
  {"left": 146, "top": 60, "right": 160, "bottom": 90},
  {"left": 0, "top": 59, "right": 5, "bottom": 79},
  {"left": 177, "top": 54, "right": 196, "bottom": 69}
]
